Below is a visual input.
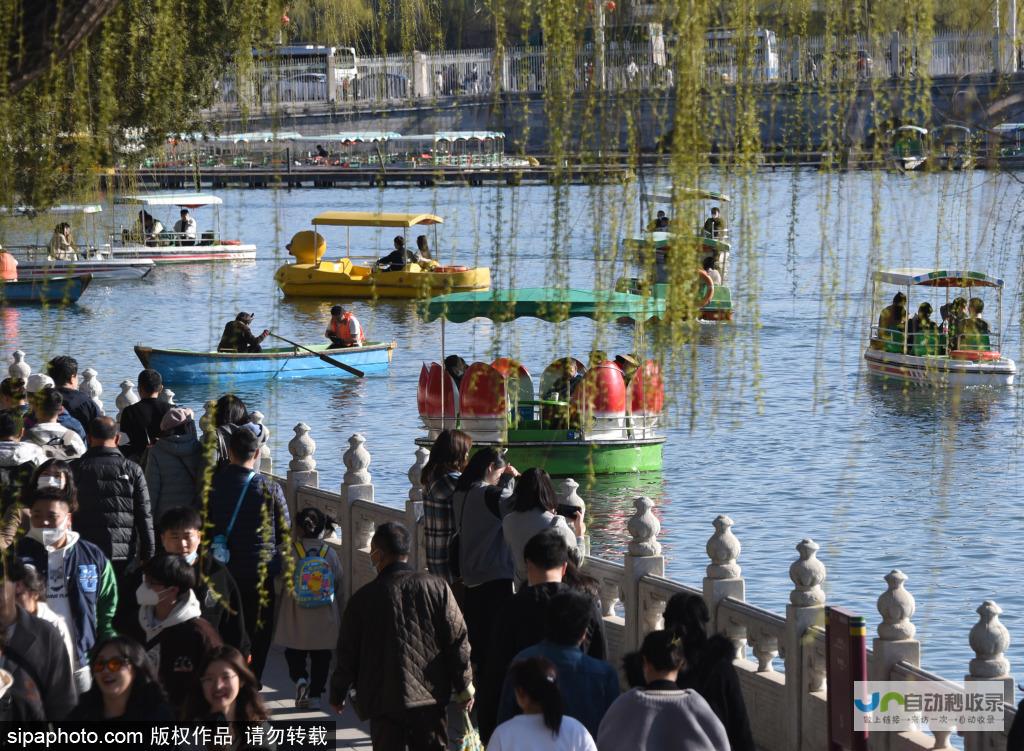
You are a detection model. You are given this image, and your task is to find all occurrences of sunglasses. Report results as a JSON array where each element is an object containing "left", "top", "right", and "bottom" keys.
[{"left": 92, "top": 657, "right": 129, "bottom": 673}]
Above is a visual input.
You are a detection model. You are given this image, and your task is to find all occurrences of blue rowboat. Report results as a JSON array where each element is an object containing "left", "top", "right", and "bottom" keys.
[
  {"left": 0, "top": 274, "right": 91, "bottom": 304},
  {"left": 134, "top": 341, "right": 395, "bottom": 385}
]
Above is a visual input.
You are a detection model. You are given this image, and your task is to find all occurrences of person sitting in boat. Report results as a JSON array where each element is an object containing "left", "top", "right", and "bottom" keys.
[
  {"left": 877, "top": 291, "right": 907, "bottom": 340},
  {"left": 173, "top": 209, "right": 198, "bottom": 246},
  {"left": 702, "top": 256, "right": 723, "bottom": 286},
  {"left": 444, "top": 354, "right": 468, "bottom": 389},
  {"left": 48, "top": 223, "right": 78, "bottom": 261},
  {"left": 907, "top": 302, "right": 939, "bottom": 352},
  {"left": 377, "top": 236, "right": 420, "bottom": 271},
  {"left": 649, "top": 210, "right": 670, "bottom": 231},
  {"left": 137, "top": 210, "right": 165, "bottom": 246},
  {"left": 614, "top": 353, "right": 639, "bottom": 384},
  {"left": 416, "top": 234, "right": 433, "bottom": 260},
  {"left": 0, "top": 244, "right": 17, "bottom": 281},
  {"left": 217, "top": 312, "right": 269, "bottom": 353},
  {"left": 958, "top": 297, "right": 991, "bottom": 349},
  {"left": 542, "top": 358, "right": 583, "bottom": 428},
  {"left": 326, "top": 305, "right": 364, "bottom": 348},
  {"left": 939, "top": 296, "right": 968, "bottom": 349},
  {"left": 703, "top": 207, "right": 726, "bottom": 238}
]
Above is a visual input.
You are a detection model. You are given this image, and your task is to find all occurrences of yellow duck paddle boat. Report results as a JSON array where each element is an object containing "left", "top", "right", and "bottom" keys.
[{"left": 274, "top": 210, "right": 491, "bottom": 299}]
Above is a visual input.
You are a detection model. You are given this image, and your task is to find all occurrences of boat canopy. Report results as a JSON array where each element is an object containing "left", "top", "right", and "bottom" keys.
[
  {"left": 421, "top": 287, "right": 665, "bottom": 323},
  {"left": 316, "top": 132, "right": 399, "bottom": 142},
  {"left": 889, "top": 125, "right": 928, "bottom": 135},
  {"left": 873, "top": 268, "right": 1003, "bottom": 288},
  {"left": 993, "top": 122, "right": 1024, "bottom": 132},
  {"left": 643, "top": 188, "right": 732, "bottom": 203},
  {"left": 311, "top": 211, "right": 443, "bottom": 227},
  {"left": 116, "top": 194, "right": 223, "bottom": 208},
  {"left": 434, "top": 131, "right": 505, "bottom": 141}
]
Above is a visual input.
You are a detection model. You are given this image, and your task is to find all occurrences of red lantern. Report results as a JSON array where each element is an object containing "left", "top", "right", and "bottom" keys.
[{"left": 605, "top": 0, "right": 616, "bottom": 10}]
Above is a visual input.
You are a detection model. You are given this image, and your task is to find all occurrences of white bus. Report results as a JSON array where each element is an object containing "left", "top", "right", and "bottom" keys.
[{"left": 704, "top": 28, "right": 779, "bottom": 83}]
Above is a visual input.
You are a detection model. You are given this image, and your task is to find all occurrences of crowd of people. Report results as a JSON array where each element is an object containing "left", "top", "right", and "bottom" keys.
[
  {"left": 876, "top": 291, "right": 992, "bottom": 352},
  {"left": 0, "top": 352, "right": 758, "bottom": 750}
]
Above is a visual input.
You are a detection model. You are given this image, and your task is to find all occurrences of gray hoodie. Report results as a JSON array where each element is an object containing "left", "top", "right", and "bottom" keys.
[
  {"left": 144, "top": 433, "right": 203, "bottom": 520},
  {"left": 452, "top": 478, "right": 516, "bottom": 587},
  {"left": 0, "top": 440, "right": 46, "bottom": 468}
]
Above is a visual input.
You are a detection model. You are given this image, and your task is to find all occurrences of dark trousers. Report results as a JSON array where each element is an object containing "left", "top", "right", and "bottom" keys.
[
  {"left": 284, "top": 648, "right": 331, "bottom": 697},
  {"left": 238, "top": 586, "right": 276, "bottom": 682},
  {"left": 369, "top": 705, "right": 447, "bottom": 751},
  {"left": 463, "top": 578, "right": 513, "bottom": 673}
]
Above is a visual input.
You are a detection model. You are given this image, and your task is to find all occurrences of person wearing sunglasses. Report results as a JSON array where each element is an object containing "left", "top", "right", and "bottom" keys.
[{"left": 68, "top": 635, "right": 173, "bottom": 721}]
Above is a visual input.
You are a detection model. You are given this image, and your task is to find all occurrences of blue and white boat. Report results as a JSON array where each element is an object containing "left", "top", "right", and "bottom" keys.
[
  {"left": 134, "top": 341, "right": 395, "bottom": 384},
  {"left": 1, "top": 274, "right": 92, "bottom": 304}
]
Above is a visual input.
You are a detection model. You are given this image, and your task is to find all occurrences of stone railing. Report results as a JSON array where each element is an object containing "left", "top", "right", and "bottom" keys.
[{"left": 266, "top": 422, "right": 1016, "bottom": 751}]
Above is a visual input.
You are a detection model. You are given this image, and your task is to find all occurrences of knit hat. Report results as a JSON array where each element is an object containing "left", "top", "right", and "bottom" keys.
[
  {"left": 160, "top": 407, "right": 194, "bottom": 433},
  {"left": 26, "top": 373, "right": 54, "bottom": 393}
]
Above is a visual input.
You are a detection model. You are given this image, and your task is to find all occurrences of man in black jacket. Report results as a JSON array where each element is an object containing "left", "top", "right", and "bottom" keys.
[
  {"left": 118, "top": 369, "right": 170, "bottom": 463},
  {"left": 46, "top": 356, "right": 99, "bottom": 429},
  {"left": 72, "top": 417, "right": 155, "bottom": 572},
  {"left": 208, "top": 428, "right": 288, "bottom": 682},
  {"left": 478, "top": 529, "right": 606, "bottom": 741},
  {"left": 0, "top": 552, "right": 77, "bottom": 720},
  {"left": 330, "top": 522, "right": 473, "bottom": 751}
]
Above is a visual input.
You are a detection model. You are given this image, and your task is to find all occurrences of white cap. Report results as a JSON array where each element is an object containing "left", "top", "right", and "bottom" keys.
[{"left": 26, "top": 373, "right": 54, "bottom": 393}]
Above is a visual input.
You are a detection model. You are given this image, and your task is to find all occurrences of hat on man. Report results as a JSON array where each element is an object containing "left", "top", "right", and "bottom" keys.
[
  {"left": 615, "top": 353, "right": 639, "bottom": 368},
  {"left": 160, "top": 407, "right": 195, "bottom": 433},
  {"left": 236, "top": 312, "right": 255, "bottom": 323},
  {"left": 330, "top": 305, "right": 343, "bottom": 316},
  {"left": 26, "top": 373, "right": 54, "bottom": 394}
]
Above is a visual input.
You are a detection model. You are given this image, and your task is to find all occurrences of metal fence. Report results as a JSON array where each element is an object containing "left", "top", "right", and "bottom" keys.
[{"left": 210, "top": 31, "right": 1007, "bottom": 110}]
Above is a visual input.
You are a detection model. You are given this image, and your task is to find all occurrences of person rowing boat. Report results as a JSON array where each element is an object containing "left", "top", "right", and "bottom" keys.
[
  {"left": 217, "top": 312, "right": 269, "bottom": 353},
  {"left": 326, "top": 306, "right": 364, "bottom": 348}
]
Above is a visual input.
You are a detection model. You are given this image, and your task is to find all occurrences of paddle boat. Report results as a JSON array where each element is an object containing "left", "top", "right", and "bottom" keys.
[
  {"left": 274, "top": 211, "right": 490, "bottom": 299},
  {"left": 2, "top": 204, "right": 154, "bottom": 280},
  {"left": 864, "top": 268, "right": 1015, "bottom": 387},
  {"left": 110, "top": 194, "right": 256, "bottom": 264},
  {"left": 416, "top": 287, "right": 666, "bottom": 475},
  {"left": 616, "top": 188, "right": 733, "bottom": 321},
  {"left": 933, "top": 125, "right": 976, "bottom": 171},
  {"left": 0, "top": 274, "right": 92, "bottom": 304},
  {"left": 888, "top": 126, "right": 929, "bottom": 171},
  {"left": 134, "top": 340, "right": 395, "bottom": 385}
]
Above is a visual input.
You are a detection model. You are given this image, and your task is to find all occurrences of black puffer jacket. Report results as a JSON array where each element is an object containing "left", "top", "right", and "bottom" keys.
[
  {"left": 330, "top": 561, "right": 472, "bottom": 719},
  {"left": 676, "top": 633, "right": 756, "bottom": 751},
  {"left": 72, "top": 446, "right": 155, "bottom": 564}
]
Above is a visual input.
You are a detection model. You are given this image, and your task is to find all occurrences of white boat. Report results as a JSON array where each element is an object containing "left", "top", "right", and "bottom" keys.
[
  {"left": 864, "top": 268, "right": 1016, "bottom": 387},
  {"left": 3, "top": 204, "right": 154, "bottom": 280},
  {"left": 109, "top": 194, "right": 256, "bottom": 264},
  {"left": 888, "top": 125, "right": 929, "bottom": 171}
]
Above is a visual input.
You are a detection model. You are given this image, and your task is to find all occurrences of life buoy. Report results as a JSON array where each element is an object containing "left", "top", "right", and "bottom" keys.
[
  {"left": 432, "top": 265, "right": 469, "bottom": 273},
  {"left": 950, "top": 350, "right": 1001, "bottom": 362},
  {"left": 697, "top": 268, "right": 715, "bottom": 308}
]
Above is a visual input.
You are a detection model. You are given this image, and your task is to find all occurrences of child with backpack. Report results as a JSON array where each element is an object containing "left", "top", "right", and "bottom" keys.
[{"left": 273, "top": 506, "right": 344, "bottom": 711}]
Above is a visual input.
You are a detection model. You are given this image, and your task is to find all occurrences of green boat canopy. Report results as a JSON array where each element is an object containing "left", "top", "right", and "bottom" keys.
[{"left": 422, "top": 287, "right": 665, "bottom": 323}]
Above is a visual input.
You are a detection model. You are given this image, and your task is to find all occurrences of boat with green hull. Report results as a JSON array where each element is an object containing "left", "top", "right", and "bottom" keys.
[{"left": 417, "top": 287, "right": 667, "bottom": 476}]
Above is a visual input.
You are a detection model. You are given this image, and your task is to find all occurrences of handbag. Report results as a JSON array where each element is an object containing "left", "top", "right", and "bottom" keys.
[
  {"left": 457, "top": 711, "right": 483, "bottom": 751},
  {"left": 211, "top": 471, "right": 255, "bottom": 564},
  {"left": 448, "top": 491, "right": 468, "bottom": 580}
]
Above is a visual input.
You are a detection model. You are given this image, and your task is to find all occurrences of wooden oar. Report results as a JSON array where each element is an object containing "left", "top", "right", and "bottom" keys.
[{"left": 268, "top": 332, "right": 365, "bottom": 378}]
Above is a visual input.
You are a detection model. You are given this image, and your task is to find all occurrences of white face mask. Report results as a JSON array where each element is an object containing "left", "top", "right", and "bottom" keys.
[
  {"left": 135, "top": 583, "right": 170, "bottom": 607},
  {"left": 184, "top": 551, "right": 198, "bottom": 565},
  {"left": 27, "top": 524, "right": 65, "bottom": 548}
]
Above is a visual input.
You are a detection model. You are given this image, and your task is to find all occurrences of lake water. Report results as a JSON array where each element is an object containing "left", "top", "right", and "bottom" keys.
[{"left": 2, "top": 168, "right": 1022, "bottom": 692}]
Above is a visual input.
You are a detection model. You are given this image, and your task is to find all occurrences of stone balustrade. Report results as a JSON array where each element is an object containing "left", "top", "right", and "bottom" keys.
[{"left": 265, "top": 423, "right": 1017, "bottom": 751}]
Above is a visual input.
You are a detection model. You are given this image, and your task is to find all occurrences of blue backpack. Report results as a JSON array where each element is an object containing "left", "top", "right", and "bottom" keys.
[{"left": 293, "top": 542, "right": 334, "bottom": 608}]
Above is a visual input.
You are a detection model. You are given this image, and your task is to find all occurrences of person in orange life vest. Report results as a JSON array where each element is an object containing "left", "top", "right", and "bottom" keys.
[
  {"left": 0, "top": 244, "right": 17, "bottom": 281},
  {"left": 326, "top": 305, "right": 364, "bottom": 348}
]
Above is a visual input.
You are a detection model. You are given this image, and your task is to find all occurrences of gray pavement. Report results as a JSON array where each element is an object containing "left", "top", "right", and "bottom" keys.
[{"left": 261, "top": 645, "right": 371, "bottom": 750}]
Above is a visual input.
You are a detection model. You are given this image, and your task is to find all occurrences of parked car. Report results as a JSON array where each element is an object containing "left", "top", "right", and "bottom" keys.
[{"left": 262, "top": 72, "right": 328, "bottom": 102}]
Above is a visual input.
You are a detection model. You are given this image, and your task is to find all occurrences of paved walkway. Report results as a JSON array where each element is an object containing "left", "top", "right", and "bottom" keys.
[{"left": 261, "top": 645, "right": 371, "bottom": 749}]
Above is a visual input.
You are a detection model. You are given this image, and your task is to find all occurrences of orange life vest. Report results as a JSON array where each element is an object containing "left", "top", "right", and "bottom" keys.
[{"left": 330, "top": 313, "right": 363, "bottom": 346}]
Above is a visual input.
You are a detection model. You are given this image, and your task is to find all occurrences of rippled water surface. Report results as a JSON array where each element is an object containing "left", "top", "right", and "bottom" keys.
[{"left": 3, "top": 169, "right": 1023, "bottom": 687}]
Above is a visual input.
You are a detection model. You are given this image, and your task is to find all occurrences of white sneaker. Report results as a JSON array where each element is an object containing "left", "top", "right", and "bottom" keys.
[
  {"left": 295, "top": 678, "right": 309, "bottom": 708},
  {"left": 308, "top": 695, "right": 323, "bottom": 712}
]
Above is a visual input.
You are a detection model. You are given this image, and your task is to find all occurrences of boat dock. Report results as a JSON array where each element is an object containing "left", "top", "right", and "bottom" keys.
[{"left": 106, "top": 163, "right": 634, "bottom": 190}]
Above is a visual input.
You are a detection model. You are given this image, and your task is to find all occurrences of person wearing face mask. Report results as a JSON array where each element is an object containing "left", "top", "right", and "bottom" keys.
[
  {"left": 157, "top": 507, "right": 248, "bottom": 655},
  {"left": 0, "top": 550, "right": 76, "bottom": 720},
  {"left": 15, "top": 467, "right": 118, "bottom": 697},
  {"left": 137, "top": 553, "right": 222, "bottom": 714}
]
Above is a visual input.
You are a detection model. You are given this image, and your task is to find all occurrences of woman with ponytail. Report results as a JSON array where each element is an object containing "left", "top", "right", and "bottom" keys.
[
  {"left": 488, "top": 656, "right": 596, "bottom": 751},
  {"left": 597, "top": 630, "right": 729, "bottom": 751}
]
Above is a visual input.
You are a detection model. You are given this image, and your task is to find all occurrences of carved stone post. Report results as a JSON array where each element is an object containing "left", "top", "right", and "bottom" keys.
[
  {"left": 869, "top": 570, "right": 920, "bottom": 751},
  {"left": 962, "top": 600, "right": 1013, "bottom": 751},
  {"left": 703, "top": 514, "right": 746, "bottom": 657},
  {"left": 558, "top": 477, "right": 589, "bottom": 556},
  {"left": 405, "top": 446, "right": 429, "bottom": 570},
  {"left": 115, "top": 380, "right": 140, "bottom": 422},
  {"left": 8, "top": 351, "right": 29, "bottom": 380},
  {"left": 285, "top": 423, "right": 318, "bottom": 516},
  {"left": 623, "top": 496, "right": 664, "bottom": 650},
  {"left": 784, "top": 538, "right": 827, "bottom": 751},
  {"left": 251, "top": 411, "right": 271, "bottom": 474},
  {"left": 159, "top": 387, "right": 176, "bottom": 405},
  {"left": 79, "top": 368, "right": 103, "bottom": 414},
  {"left": 340, "top": 434, "right": 373, "bottom": 601}
]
